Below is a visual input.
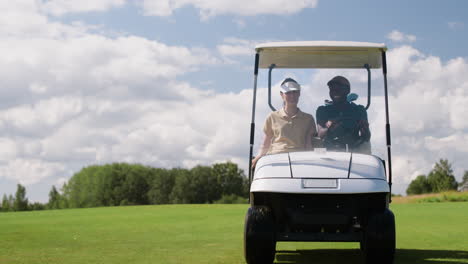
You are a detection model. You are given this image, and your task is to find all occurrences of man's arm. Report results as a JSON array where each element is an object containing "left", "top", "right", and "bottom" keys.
[
  {"left": 316, "top": 106, "right": 328, "bottom": 139},
  {"left": 357, "top": 106, "right": 371, "bottom": 141},
  {"left": 358, "top": 120, "right": 371, "bottom": 141},
  {"left": 317, "top": 123, "right": 328, "bottom": 139}
]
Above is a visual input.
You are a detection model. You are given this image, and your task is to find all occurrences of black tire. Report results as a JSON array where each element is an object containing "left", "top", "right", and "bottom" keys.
[
  {"left": 363, "top": 209, "right": 396, "bottom": 264},
  {"left": 360, "top": 237, "right": 365, "bottom": 252},
  {"left": 244, "top": 206, "right": 276, "bottom": 264}
]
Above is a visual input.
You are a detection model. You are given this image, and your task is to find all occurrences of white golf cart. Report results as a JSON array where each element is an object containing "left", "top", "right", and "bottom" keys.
[{"left": 244, "top": 41, "right": 396, "bottom": 264}]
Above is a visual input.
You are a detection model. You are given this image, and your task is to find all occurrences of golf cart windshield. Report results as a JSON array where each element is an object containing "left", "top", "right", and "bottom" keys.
[{"left": 248, "top": 41, "right": 393, "bottom": 191}]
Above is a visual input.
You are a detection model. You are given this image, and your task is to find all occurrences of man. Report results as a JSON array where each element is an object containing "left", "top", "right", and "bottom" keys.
[{"left": 316, "top": 76, "right": 371, "bottom": 154}]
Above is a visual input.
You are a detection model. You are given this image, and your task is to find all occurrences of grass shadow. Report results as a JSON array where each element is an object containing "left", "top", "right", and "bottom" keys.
[
  {"left": 274, "top": 249, "right": 468, "bottom": 264},
  {"left": 275, "top": 249, "right": 362, "bottom": 264},
  {"left": 396, "top": 249, "right": 468, "bottom": 264}
]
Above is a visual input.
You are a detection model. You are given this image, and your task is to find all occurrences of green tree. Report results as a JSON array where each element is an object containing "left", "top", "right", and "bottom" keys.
[
  {"left": 29, "top": 202, "right": 46, "bottom": 211},
  {"left": 460, "top": 171, "right": 468, "bottom": 188},
  {"left": 59, "top": 161, "right": 249, "bottom": 207},
  {"left": 148, "top": 168, "right": 175, "bottom": 204},
  {"left": 406, "top": 175, "right": 432, "bottom": 195},
  {"left": 191, "top": 165, "right": 221, "bottom": 203},
  {"left": 48, "top": 186, "right": 61, "bottom": 209},
  {"left": 1, "top": 194, "right": 9, "bottom": 212},
  {"left": 120, "top": 164, "right": 151, "bottom": 205},
  {"left": 212, "top": 162, "right": 248, "bottom": 197},
  {"left": 14, "top": 184, "right": 28, "bottom": 211},
  {"left": 427, "top": 159, "right": 458, "bottom": 193},
  {"left": 62, "top": 166, "right": 94, "bottom": 208},
  {"left": 8, "top": 195, "right": 14, "bottom": 211},
  {"left": 169, "top": 169, "right": 192, "bottom": 204},
  {"left": 170, "top": 166, "right": 221, "bottom": 204},
  {"left": 63, "top": 163, "right": 153, "bottom": 208},
  {"left": 59, "top": 183, "right": 69, "bottom": 209}
]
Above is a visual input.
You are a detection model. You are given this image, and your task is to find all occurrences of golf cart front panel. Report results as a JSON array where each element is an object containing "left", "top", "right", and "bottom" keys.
[
  {"left": 289, "top": 151, "right": 386, "bottom": 180},
  {"left": 251, "top": 192, "right": 388, "bottom": 242},
  {"left": 250, "top": 178, "right": 389, "bottom": 194},
  {"left": 250, "top": 150, "right": 389, "bottom": 242},
  {"left": 251, "top": 151, "right": 389, "bottom": 194}
]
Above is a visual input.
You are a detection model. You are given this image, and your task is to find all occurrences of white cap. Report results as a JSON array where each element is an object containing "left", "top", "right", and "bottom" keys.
[{"left": 280, "top": 78, "right": 301, "bottom": 93}]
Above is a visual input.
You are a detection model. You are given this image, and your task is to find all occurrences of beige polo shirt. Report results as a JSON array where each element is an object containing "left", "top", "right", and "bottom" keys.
[{"left": 263, "top": 108, "right": 317, "bottom": 154}]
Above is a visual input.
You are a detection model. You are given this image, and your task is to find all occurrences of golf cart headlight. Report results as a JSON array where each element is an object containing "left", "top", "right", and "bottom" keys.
[{"left": 302, "top": 178, "right": 338, "bottom": 188}]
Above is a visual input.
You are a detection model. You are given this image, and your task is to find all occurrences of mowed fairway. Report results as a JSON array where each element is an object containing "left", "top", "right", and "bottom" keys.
[{"left": 0, "top": 202, "right": 467, "bottom": 264}]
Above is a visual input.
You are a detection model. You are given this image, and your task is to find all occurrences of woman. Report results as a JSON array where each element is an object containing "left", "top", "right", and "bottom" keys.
[{"left": 252, "top": 78, "right": 317, "bottom": 168}]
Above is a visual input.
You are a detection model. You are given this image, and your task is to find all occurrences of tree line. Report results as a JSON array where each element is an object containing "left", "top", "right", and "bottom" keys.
[
  {"left": 0, "top": 162, "right": 249, "bottom": 212},
  {"left": 1, "top": 184, "right": 37, "bottom": 212},
  {"left": 3, "top": 159, "right": 467, "bottom": 212},
  {"left": 406, "top": 159, "right": 467, "bottom": 195}
]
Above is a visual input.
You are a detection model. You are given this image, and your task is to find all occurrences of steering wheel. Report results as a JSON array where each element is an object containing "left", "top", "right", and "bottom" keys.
[{"left": 323, "top": 115, "right": 368, "bottom": 151}]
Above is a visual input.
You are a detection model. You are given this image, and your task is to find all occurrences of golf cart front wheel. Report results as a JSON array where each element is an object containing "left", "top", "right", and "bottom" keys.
[
  {"left": 244, "top": 206, "right": 276, "bottom": 264},
  {"left": 363, "top": 209, "right": 396, "bottom": 264}
]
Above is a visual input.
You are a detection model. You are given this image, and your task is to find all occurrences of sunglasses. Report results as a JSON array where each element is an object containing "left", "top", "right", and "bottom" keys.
[
  {"left": 283, "top": 90, "right": 300, "bottom": 94},
  {"left": 329, "top": 83, "right": 349, "bottom": 90}
]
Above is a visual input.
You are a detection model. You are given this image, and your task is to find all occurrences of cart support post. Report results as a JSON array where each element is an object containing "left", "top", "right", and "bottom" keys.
[
  {"left": 268, "top": 64, "right": 276, "bottom": 111},
  {"left": 248, "top": 53, "right": 260, "bottom": 185},
  {"left": 382, "top": 51, "right": 393, "bottom": 199},
  {"left": 364, "top": 64, "right": 371, "bottom": 110}
]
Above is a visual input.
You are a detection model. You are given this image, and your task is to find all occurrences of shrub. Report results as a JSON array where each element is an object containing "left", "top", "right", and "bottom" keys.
[
  {"left": 214, "top": 194, "right": 248, "bottom": 204},
  {"left": 416, "top": 192, "right": 468, "bottom": 203}
]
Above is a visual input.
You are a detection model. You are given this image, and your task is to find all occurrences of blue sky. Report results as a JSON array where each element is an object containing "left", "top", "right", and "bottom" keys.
[
  {"left": 50, "top": 0, "right": 468, "bottom": 93},
  {"left": 1, "top": 0, "right": 468, "bottom": 202}
]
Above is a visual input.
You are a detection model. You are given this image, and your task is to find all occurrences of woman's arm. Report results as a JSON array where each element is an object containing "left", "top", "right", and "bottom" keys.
[
  {"left": 306, "top": 119, "right": 318, "bottom": 149},
  {"left": 251, "top": 133, "right": 272, "bottom": 169}
]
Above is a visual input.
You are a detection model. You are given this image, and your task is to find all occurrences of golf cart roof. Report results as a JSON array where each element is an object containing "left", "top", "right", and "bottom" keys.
[{"left": 255, "top": 41, "right": 387, "bottom": 69}]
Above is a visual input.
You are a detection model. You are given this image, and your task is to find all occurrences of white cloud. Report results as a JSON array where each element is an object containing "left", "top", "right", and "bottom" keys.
[
  {"left": 40, "top": 0, "right": 126, "bottom": 16},
  {"left": 0, "top": 34, "right": 217, "bottom": 108},
  {"left": 386, "top": 30, "right": 417, "bottom": 43},
  {"left": 425, "top": 134, "right": 468, "bottom": 153},
  {"left": 448, "top": 21, "right": 464, "bottom": 30},
  {"left": 0, "top": 159, "right": 66, "bottom": 185},
  {"left": 0, "top": 138, "right": 19, "bottom": 160},
  {"left": 29, "top": 83, "right": 49, "bottom": 94},
  {"left": 217, "top": 37, "right": 258, "bottom": 57},
  {"left": 233, "top": 18, "right": 246, "bottom": 29},
  {"left": 0, "top": 1, "right": 221, "bottom": 188},
  {"left": 1, "top": 97, "right": 83, "bottom": 135},
  {"left": 381, "top": 46, "right": 468, "bottom": 191},
  {"left": 216, "top": 37, "right": 278, "bottom": 66},
  {"left": 140, "top": 0, "right": 318, "bottom": 19},
  {"left": 55, "top": 177, "right": 68, "bottom": 187},
  {"left": 0, "top": 0, "right": 94, "bottom": 39}
]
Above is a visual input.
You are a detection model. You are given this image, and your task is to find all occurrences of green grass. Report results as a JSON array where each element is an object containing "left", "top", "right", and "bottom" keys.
[{"left": 0, "top": 202, "right": 467, "bottom": 264}]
